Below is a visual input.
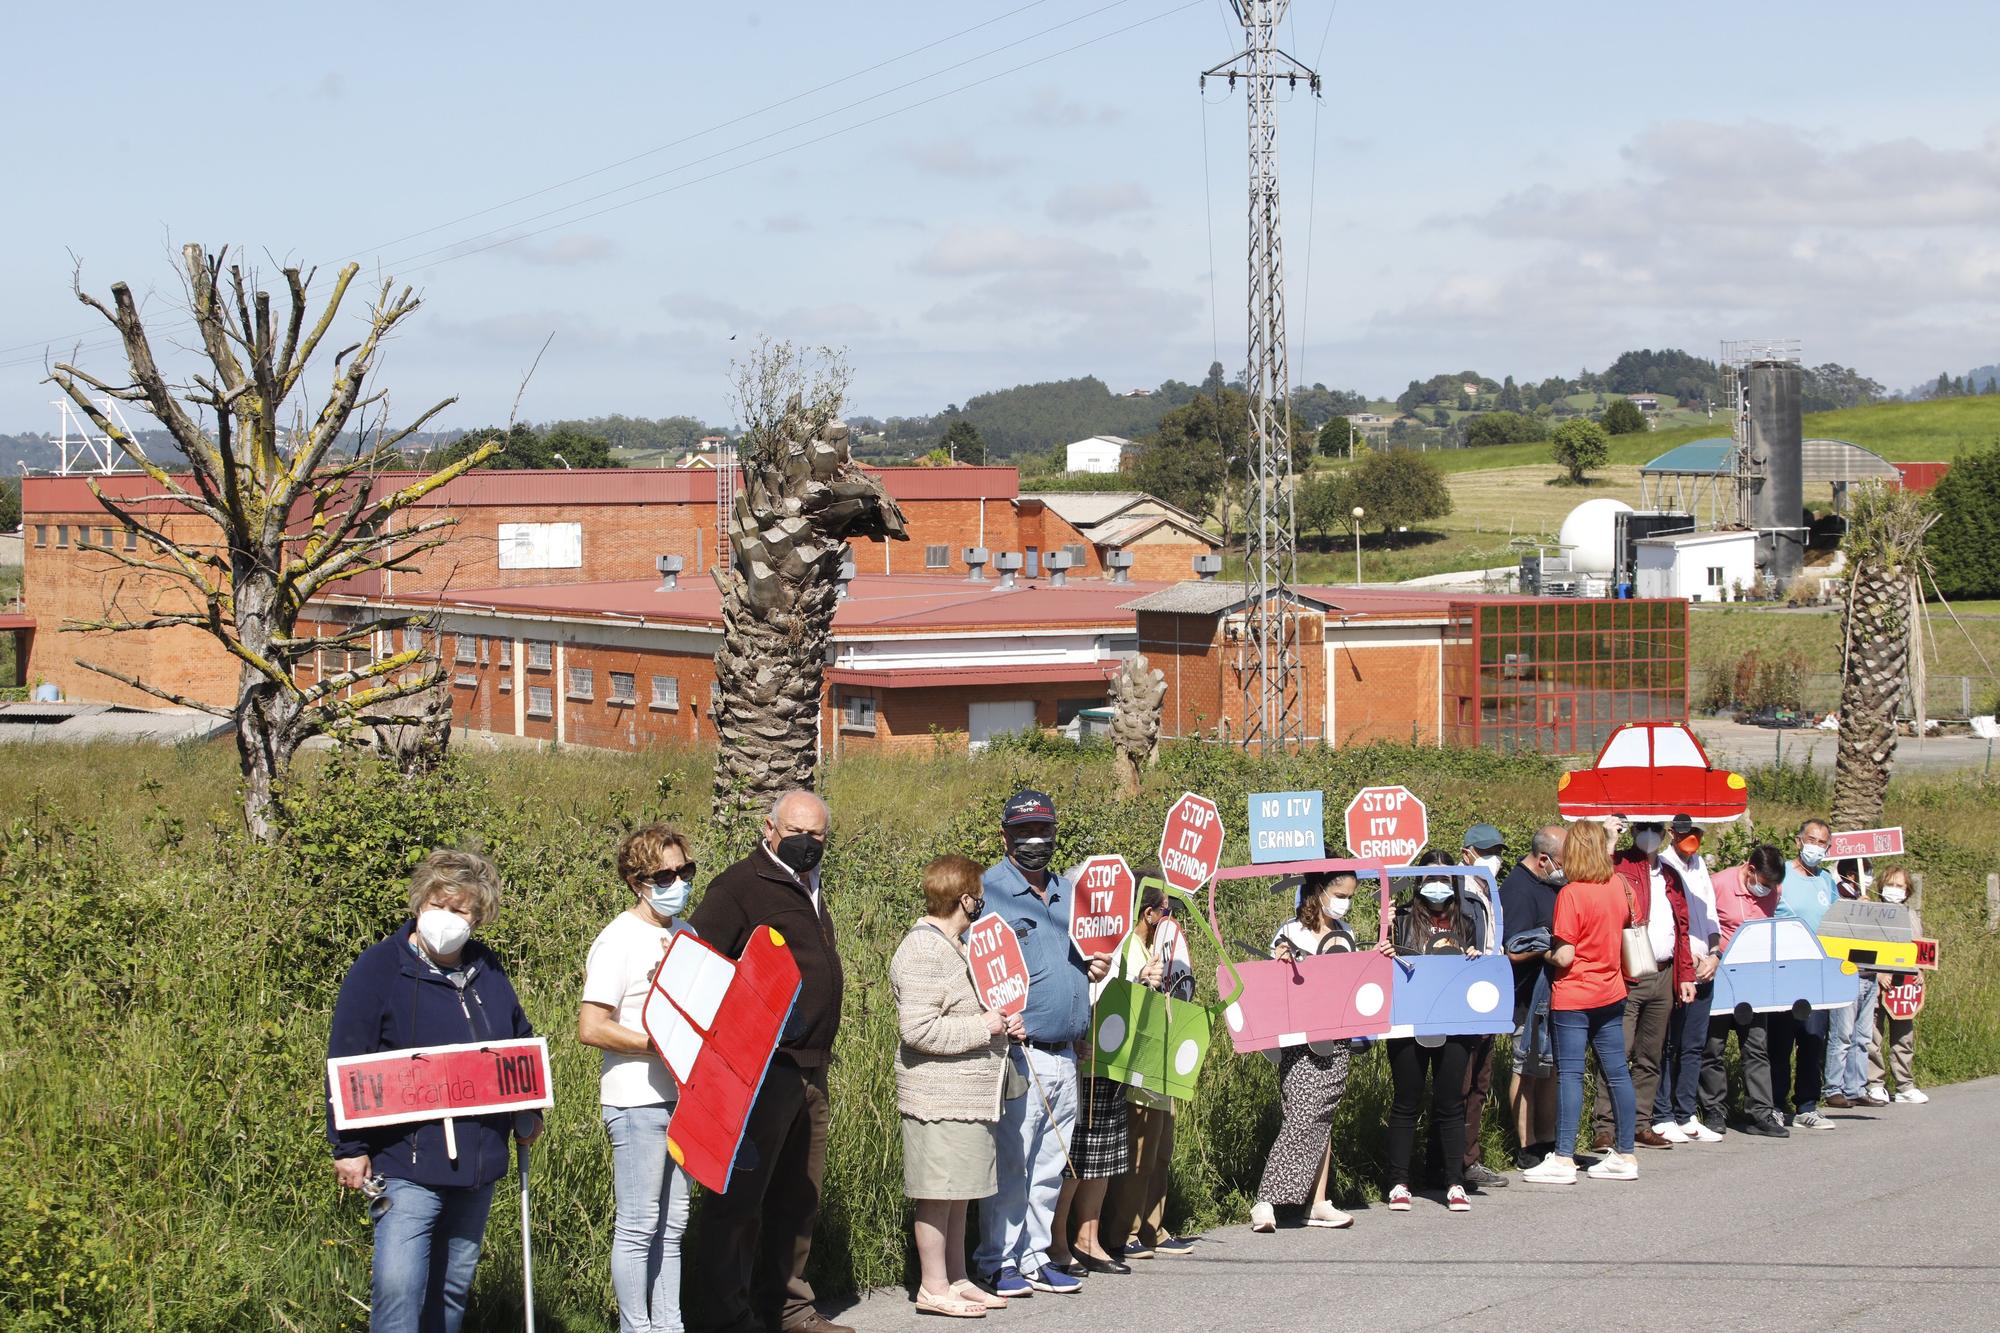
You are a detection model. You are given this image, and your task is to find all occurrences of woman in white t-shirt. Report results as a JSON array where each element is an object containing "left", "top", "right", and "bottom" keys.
[{"left": 579, "top": 824, "right": 698, "bottom": 1333}]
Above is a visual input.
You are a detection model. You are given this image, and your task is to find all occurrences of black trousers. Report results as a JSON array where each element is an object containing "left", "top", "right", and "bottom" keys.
[
  {"left": 1698, "top": 1012, "right": 1774, "bottom": 1123},
  {"left": 1768, "top": 1009, "right": 1828, "bottom": 1115},
  {"left": 1386, "top": 1036, "right": 1472, "bottom": 1190},
  {"left": 694, "top": 1061, "right": 829, "bottom": 1333}
]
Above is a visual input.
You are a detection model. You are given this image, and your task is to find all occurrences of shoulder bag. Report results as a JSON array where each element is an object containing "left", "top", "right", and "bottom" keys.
[{"left": 1620, "top": 878, "right": 1658, "bottom": 981}]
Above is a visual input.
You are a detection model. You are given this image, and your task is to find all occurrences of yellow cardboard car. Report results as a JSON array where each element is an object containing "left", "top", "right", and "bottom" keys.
[{"left": 1816, "top": 900, "right": 1937, "bottom": 972}]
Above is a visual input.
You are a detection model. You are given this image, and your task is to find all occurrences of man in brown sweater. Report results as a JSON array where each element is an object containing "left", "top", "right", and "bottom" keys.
[{"left": 689, "top": 788, "right": 850, "bottom": 1333}]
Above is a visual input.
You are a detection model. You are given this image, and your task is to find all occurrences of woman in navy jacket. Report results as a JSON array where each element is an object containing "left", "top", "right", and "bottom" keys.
[{"left": 327, "top": 851, "right": 541, "bottom": 1333}]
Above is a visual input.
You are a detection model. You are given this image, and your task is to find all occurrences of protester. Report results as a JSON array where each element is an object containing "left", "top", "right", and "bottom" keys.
[
  {"left": 1770, "top": 820, "right": 1840, "bottom": 1132},
  {"left": 1059, "top": 1049, "right": 1130, "bottom": 1275},
  {"left": 1250, "top": 871, "right": 1360, "bottom": 1232},
  {"left": 578, "top": 825, "right": 697, "bottom": 1333},
  {"left": 1524, "top": 820, "right": 1639, "bottom": 1184},
  {"left": 1378, "top": 868, "right": 1483, "bottom": 1212},
  {"left": 974, "top": 791, "right": 1113, "bottom": 1299},
  {"left": 890, "top": 855, "right": 1019, "bottom": 1319},
  {"left": 1103, "top": 879, "right": 1198, "bottom": 1260},
  {"left": 1498, "top": 826, "right": 1565, "bottom": 1169},
  {"left": 1704, "top": 845, "right": 1788, "bottom": 1137},
  {"left": 1821, "top": 857, "right": 1880, "bottom": 1109},
  {"left": 1866, "top": 865, "right": 1928, "bottom": 1105},
  {"left": 688, "top": 789, "right": 851, "bottom": 1333},
  {"left": 1653, "top": 815, "right": 1723, "bottom": 1144},
  {"left": 328, "top": 851, "right": 541, "bottom": 1333},
  {"left": 1454, "top": 826, "right": 1511, "bottom": 1192},
  {"left": 1590, "top": 819, "right": 1693, "bottom": 1154}
]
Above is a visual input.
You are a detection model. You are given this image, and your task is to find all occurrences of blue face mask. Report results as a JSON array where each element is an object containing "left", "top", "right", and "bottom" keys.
[
  {"left": 644, "top": 877, "right": 691, "bottom": 919},
  {"left": 1418, "top": 882, "right": 1456, "bottom": 907}
]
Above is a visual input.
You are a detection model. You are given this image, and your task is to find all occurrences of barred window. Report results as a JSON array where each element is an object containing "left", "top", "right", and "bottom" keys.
[
  {"left": 97, "top": 527, "right": 113, "bottom": 547},
  {"left": 527, "top": 686, "right": 553, "bottom": 718},
  {"left": 76, "top": 527, "right": 90, "bottom": 548},
  {"left": 610, "top": 671, "right": 636, "bottom": 704},
  {"left": 454, "top": 635, "right": 477, "bottom": 664},
  {"left": 840, "top": 691, "right": 877, "bottom": 731},
  {"left": 924, "top": 544, "right": 949, "bottom": 568},
  {"left": 402, "top": 627, "right": 423, "bottom": 654},
  {"left": 125, "top": 527, "right": 138, "bottom": 551},
  {"left": 55, "top": 526, "right": 68, "bottom": 548},
  {"left": 568, "top": 666, "right": 594, "bottom": 700},
  {"left": 33, "top": 525, "right": 46, "bottom": 547},
  {"left": 1064, "top": 543, "right": 1087, "bottom": 565},
  {"left": 651, "top": 675, "right": 680, "bottom": 710},
  {"left": 526, "top": 641, "right": 552, "bottom": 669},
  {"left": 500, "top": 639, "right": 514, "bottom": 667}
]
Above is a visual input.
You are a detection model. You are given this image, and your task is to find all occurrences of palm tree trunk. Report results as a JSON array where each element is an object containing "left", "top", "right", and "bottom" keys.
[{"left": 1831, "top": 563, "right": 1910, "bottom": 829}]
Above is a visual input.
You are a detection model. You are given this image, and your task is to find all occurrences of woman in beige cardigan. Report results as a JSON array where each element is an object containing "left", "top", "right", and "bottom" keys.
[{"left": 892, "top": 854, "right": 1024, "bottom": 1318}]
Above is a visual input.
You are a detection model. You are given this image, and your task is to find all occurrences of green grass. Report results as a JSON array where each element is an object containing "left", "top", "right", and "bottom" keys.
[
  {"left": 4, "top": 738, "right": 2000, "bottom": 1328},
  {"left": 1, "top": 563, "right": 19, "bottom": 687}
]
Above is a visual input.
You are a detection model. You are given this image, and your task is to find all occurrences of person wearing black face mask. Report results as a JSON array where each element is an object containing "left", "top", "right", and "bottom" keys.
[
  {"left": 973, "top": 790, "right": 1113, "bottom": 1300},
  {"left": 688, "top": 789, "right": 853, "bottom": 1333}
]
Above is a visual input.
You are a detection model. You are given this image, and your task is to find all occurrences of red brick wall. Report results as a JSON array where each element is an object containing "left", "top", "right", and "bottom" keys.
[
  {"left": 823, "top": 679, "right": 1110, "bottom": 755},
  {"left": 1139, "top": 607, "right": 1330, "bottom": 745},
  {"left": 21, "top": 511, "right": 239, "bottom": 707},
  {"left": 1123, "top": 540, "right": 1212, "bottom": 584},
  {"left": 1329, "top": 642, "right": 1442, "bottom": 746}
]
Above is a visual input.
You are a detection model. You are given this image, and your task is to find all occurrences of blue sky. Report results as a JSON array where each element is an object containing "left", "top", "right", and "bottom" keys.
[{"left": 3, "top": 1, "right": 1996, "bottom": 433}]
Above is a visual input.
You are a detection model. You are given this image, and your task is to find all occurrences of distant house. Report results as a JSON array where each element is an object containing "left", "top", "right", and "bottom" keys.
[
  {"left": 1629, "top": 395, "right": 1661, "bottom": 412},
  {"left": 1016, "top": 490, "right": 1221, "bottom": 582},
  {"left": 1065, "top": 434, "right": 1131, "bottom": 474},
  {"left": 1350, "top": 412, "right": 1385, "bottom": 425},
  {"left": 1461, "top": 383, "right": 1481, "bottom": 397},
  {"left": 1124, "top": 388, "right": 1154, "bottom": 398}
]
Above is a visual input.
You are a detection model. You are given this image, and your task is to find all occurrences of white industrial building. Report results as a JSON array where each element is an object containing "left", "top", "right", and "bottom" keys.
[
  {"left": 1065, "top": 435, "right": 1131, "bottom": 474},
  {"left": 1633, "top": 530, "right": 1758, "bottom": 603}
]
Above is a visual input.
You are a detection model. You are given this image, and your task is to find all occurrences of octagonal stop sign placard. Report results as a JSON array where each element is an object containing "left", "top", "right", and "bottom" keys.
[
  {"left": 1158, "top": 792, "right": 1224, "bottom": 895},
  {"left": 965, "top": 914, "right": 1030, "bottom": 1017},
  {"left": 1070, "top": 854, "right": 1136, "bottom": 960},
  {"left": 1344, "top": 785, "right": 1429, "bottom": 862}
]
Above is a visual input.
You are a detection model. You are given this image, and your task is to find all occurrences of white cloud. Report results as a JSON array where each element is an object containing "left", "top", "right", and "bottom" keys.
[
  {"left": 912, "top": 225, "right": 1139, "bottom": 278},
  {"left": 1046, "top": 181, "right": 1154, "bottom": 224},
  {"left": 508, "top": 233, "right": 619, "bottom": 267},
  {"left": 902, "top": 138, "right": 1022, "bottom": 179},
  {"left": 1018, "top": 85, "right": 1123, "bottom": 128}
]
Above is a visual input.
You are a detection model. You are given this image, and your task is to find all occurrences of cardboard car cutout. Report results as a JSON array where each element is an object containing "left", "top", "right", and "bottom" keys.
[
  {"left": 1381, "top": 865, "right": 1514, "bottom": 1039},
  {"left": 1556, "top": 722, "right": 1748, "bottom": 823},
  {"left": 1816, "top": 899, "right": 1940, "bottom": 973},
  {"left": 1086, "top": 871, "right": 1231, "bottom": 1102},
  {"left": 1710, "top": 917, "right": 1860, "bottom": 1024},
  {"left": 641, "top": 925, "right": 802, "bottom": 1194},
  {"left": 1212, "top": 857, "right": 1396, "bottom": 1052}
]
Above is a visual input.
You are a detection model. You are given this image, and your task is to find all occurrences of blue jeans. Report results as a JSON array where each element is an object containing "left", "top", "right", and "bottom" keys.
[
  {"left": 974, "top": 1045, "right": 1077, "bottom": 1278},
  {"left": 1653, "top": 981, "right": 1713, "bottom": 1124},
  {"left": 1554, "top": 1003, "right": 1634, "bottom": 1155},
  {"left": 603, "top": 1104, "right": 692, "bottom": 1333},
  {"left": 1824, "top": 974, "right": 1881, "bottom": 1100},
  {"left": 371, "top": 1178, "right": 496, "bottom": 1333}
]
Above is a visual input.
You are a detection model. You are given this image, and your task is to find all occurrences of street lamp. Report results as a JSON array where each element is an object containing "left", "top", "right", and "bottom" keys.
[{"left": 1351, "top": 506, "right": 1365, "bottom": 584}]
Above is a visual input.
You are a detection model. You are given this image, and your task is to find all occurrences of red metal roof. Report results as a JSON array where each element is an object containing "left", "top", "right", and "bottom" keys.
[
  {"left": 356, "top": 572, "right": 1166, "bottom": 634},
  {"left": 24, "top": 464, "right": 1019, "bottom": 515},
  {"left": 1893, "top": 462, "right": 1951, "bottom": 493},
  {"left": 0, "top": 613, "right": 34, "bottom": 631},
  {"left": 826, "top": 661, "right": 1117, "bottom": 690}
]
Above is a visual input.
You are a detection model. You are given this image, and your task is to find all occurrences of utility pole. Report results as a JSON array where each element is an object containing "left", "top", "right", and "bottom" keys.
[{"left": 1205, "top": 2, "right": 1320, "bottom": 753}]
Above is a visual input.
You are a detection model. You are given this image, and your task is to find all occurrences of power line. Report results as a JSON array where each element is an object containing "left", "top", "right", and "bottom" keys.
[{"left": 0, "top": 2, "right": 1201, "bottom": 376}]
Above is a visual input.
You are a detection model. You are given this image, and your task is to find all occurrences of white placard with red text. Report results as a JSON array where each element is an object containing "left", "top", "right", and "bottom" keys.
[{"left": 328, "top": 1036, "right": 553, "bottom": 1131}]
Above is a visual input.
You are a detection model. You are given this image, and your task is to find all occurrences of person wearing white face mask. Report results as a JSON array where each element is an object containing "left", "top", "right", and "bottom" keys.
[
  {"left": 1702, "top": 845, "right": 1788, "bottom": 1137},
  {"left": 1865, "top": 866, "right": 1927, "bottom": 1106},
  {"left": 1449, "top": 826, "right": 1511, "bottom": 1192},
  {"left": 327, "top": 850, "right": 540, "bottom": 1333},
  {"left": 1820, "top": 858, "right": 1881, "bottom": 1111},
  {"left": 1250, "top": 871, "right": 1362, "bottom": 1233},
  {"left": 1771, "top": 820, "right": 1841, "bottom": 1130},
  {"left": 580, "top": 824, "right": 700, "bottom": 1333}
]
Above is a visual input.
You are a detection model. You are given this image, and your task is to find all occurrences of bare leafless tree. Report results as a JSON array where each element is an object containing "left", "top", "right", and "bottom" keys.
[
  {"left": 711, "top": 339, "right": 906, "bottom": 818},
  {"left": 46, "top": 242, "right": 497, "bottom": 840}
]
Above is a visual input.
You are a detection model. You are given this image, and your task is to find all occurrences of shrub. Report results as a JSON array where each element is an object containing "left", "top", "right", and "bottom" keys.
[{"left": 1600, "top": 397, "right": 1648, "bottom": 435}]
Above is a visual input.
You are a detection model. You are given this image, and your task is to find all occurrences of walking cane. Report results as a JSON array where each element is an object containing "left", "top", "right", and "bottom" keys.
[{"left": 516, "top": 1117, "right": 537, "bottom": 1333}]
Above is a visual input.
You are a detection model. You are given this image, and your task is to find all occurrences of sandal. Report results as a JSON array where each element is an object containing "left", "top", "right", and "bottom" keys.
[
  {"left": 953, "top": 1280, "right": 1008, "bottom": 1310},
  {"left": 916, "top": 1287, "right": 988, "bottom": 1318}
]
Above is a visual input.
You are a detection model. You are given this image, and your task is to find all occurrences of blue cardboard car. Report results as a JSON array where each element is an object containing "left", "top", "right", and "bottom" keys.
[
  {"left": 1710, "top": 917, "right": 1860, "bottom": 1024},
  {"left": 1383, "top": 865, "right": 1516, "bottom": 1039}
]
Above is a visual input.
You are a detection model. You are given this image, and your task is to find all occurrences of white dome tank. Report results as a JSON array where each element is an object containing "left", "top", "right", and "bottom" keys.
[{"left": 1558, "top": 497, "right": 1634, "bottom": 576}]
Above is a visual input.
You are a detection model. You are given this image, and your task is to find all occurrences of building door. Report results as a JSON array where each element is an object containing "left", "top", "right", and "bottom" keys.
[
  {"left": 1024, "top": 546, "right": 1039, "bottom": 577},
  {"left": 968, "top": 700, "right": 1037, "bottom": 750}
]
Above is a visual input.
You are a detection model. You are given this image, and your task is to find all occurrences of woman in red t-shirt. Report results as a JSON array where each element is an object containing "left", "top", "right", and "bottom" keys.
[{"left": 1523, "top": 820, "right": 1638, "bottom": 1185}]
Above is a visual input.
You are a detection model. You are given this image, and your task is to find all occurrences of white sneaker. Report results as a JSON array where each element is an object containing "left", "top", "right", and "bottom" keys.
[
  {"left": 1587, "top": 1151, "right": 1639, "bottom": 1181},
  {"left": 1863, "top": 1084, "right": 1891, "bottom": 1106},
  {"left": 1306, "top": 1200, "right": 1353, "bottom": 1229},
  {"left": 1387, "top": 1184, "right": 1413, "bottom": 1211},
  {"left": 1680, "top": 1117, "right": 1723, "bottom": 1143},
  {"left": 1893, "top": 1086, "right": 1930, "bottom": 1104},
  {"left": 1793, "top": 1110, "right": 1837, "bottom": 1130},
  {"left": 1653, "top": 1120, "right": 1692, "bottom": 1144},
  {"left": 1249, "top": 1201, "right": 1276, "bottom": 1233},
  {"left": 1521, "top": 1155, "right": 1578, "bottom": 1184}
]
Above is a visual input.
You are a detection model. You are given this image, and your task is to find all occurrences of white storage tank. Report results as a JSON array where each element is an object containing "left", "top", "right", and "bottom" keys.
[{"left": 1557, "top": 498, "right": 1634, "bottom": 577}]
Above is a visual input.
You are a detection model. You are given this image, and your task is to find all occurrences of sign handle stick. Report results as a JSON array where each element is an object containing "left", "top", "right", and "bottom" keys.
[
  {"left": 517, "top": 1138, "right": 536, "bottom": 1333},
  {"left": 443, "top": 1116, "right": 458, "bottom": 1162},
  {"left": 1024, "top": 1050, "right": 1081, "bottom": 1182}
]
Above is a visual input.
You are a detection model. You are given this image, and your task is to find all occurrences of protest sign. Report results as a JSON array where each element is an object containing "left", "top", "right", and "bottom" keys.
[
  {"left": 328, "top": 1036, "right": 552, "bottom": 1132},
  {"left": 1343, "top": 785, "right": 1428, "bottom": 861},
  {"left": 1070, "top": 854, "right": 1136, "bottom": 961},
  {"left": 1249, "top": 790, "right": 1324, "bottom": 864},
  {"left": 1158, "top": 792, "right": 1224, "bottom": 894},
  {"left": 966, "top": 914, "right": 1031, "bottom": 1017}
]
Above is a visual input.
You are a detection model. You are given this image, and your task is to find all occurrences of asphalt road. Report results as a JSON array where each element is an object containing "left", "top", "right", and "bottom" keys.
[
  {"left": 1690, "top": 718, "right": 1996, "bottom": 774},
  {"left": 831, "top": 1077, "right": 2000, "bottom": 1333}
]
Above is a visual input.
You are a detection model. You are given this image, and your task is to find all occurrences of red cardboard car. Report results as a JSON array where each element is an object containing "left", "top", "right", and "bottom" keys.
[{"left": 1557, "top": 723, "right": 1748, "bottom": 823}]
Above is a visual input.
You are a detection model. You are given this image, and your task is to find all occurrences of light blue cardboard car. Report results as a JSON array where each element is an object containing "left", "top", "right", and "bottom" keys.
[
  {"left": 1383, "top": 865, "right": 1515, "bottom": 1039},
  {"left": 1710, "top": 917, "right": 1860, "bottom": 1024}
]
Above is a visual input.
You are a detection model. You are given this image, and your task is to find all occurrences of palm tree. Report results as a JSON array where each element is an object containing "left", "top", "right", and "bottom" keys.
[
  {"left": 711, "top": 341, "right": 906, "bottom": 819},
  {"left": 1831, "top": 483, "right": 1938, "bottom": 828}
]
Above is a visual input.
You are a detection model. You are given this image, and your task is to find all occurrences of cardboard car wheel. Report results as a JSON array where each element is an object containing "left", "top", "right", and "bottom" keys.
[
  {"left": 1734, "top": 1001, "right": 1754, "bottom": 1026},
  {"left": 1791, "top": 998, "right": 1811, "bottom": 1021}
]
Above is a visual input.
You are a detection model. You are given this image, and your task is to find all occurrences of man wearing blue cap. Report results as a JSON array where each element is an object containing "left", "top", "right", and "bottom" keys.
[{"left": 974, "top": 789, "right": 1113, "bottom": 1300}]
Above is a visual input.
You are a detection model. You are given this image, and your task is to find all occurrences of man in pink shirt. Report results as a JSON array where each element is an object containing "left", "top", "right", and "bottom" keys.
[{"left": 1699, "top": 845, "right": 1787, "bottom": 1138}]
